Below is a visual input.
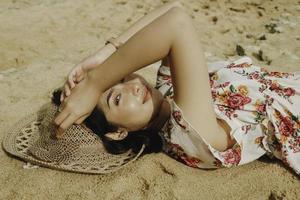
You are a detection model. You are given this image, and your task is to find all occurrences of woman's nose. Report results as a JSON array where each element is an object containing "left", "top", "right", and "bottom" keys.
[{"left": 126, "top": 83, "right": 142, "bottom": 96}]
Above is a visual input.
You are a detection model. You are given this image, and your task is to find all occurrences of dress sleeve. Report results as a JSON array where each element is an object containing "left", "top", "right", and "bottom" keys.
[
  {"left": 207, "top": 60, "right": 230, "bottom": 73},
  {"left": 158, "top": 57, "right": 267, "bottom": 169},
  {"left": 155, "top": 64, "right": 174, "bottom": 98},
  {"left": 160, "top": 99, "right": 223, "bottom": 169}
]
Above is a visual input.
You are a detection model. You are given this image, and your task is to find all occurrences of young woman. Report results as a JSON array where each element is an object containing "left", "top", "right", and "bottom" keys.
[{"left": 54, "top": 1, "right": 300, "bottom": 174}]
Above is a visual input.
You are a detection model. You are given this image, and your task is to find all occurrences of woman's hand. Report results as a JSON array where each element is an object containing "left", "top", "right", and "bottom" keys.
[
  {"left": 55, "top": 77, "right": 101, "bottom": 138},
  {"left": 60, "top": 44, "right": 116, "bottom": 102},
  {"left": 68, "top": 64, "right": 87, "bottom": 88},
  {"left": 60, "top": 64, "right": 87, "bottom": 102}
]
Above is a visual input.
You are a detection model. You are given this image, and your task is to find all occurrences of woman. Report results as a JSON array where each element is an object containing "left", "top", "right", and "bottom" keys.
[{"left": 54, "top": 1, "right": 300, "bottom": 174}]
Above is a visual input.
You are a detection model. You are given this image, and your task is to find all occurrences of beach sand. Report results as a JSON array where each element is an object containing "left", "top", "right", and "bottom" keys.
[{"left": 0, "top": 0, "right": 299, "bottom": 199}]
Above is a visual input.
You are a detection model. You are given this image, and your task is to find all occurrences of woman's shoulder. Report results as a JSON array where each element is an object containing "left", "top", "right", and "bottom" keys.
[{"left": 158, "top": 98, "right": 221, "bottom": 168}]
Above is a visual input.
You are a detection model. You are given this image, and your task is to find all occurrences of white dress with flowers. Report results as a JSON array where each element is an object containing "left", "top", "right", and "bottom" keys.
[{"left": 156, "top": 56, "right": 300, "bottom": 175}]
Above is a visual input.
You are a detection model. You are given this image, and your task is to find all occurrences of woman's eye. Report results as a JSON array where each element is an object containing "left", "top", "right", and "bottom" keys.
[{"left": 115, "top": 94, "right": 121, "bottom": 106}]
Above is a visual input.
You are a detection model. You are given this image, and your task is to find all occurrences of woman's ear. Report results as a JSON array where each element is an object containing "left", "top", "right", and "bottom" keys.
[{"left": 105, "top": 128, "right": 128, "bottom": 141}]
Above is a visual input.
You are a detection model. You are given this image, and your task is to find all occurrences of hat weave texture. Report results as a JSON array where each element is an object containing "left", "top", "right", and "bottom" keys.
[{"left": 2, "top": 103, "right": 144, "bottom": 174}]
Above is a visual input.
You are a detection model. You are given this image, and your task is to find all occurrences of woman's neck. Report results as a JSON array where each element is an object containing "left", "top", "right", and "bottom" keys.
[{"left": 147, "top": 99, "right": 171, "bottom": 131}]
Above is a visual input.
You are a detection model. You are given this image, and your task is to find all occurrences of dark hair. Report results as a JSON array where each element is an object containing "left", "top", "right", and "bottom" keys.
[{"left": 51, "top": 89, "right": 163, "bottom": 154}]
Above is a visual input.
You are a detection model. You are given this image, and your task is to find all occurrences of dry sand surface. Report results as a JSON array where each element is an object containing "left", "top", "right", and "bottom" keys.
[{"left": 1, "top": 0, "right": 300, "bottom": 199}]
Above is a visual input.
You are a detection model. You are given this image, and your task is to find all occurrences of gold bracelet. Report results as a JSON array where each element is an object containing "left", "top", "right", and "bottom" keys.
[{"left": 105, "top": 37, "right": 123, "bottom": 50}]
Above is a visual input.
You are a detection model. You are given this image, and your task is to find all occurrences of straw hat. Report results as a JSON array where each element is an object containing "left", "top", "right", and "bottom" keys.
[{"left": 2, "top": 103, "right": 145, "bottom": 174}]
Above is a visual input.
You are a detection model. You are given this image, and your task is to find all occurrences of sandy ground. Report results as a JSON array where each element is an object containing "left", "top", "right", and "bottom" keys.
[{"left": 1, "top": 0, "right": 299, "bottom": 199}]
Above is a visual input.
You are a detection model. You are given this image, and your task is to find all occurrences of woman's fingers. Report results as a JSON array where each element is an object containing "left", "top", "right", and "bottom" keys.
[
  {"left": 64, "top": 84, "right": 71, "bottom": 96},
  {"left": 76, "top": 73, "right": 85, "bottom": 82},
  {"left": 54, "top": 77, "right": 100, "bottom": 138},
  {"left": 74, "top": 68, "right": 86, "bottom": 83},
  {"left": 68, "top": 71, "right": 76, "bottom": 89},
  {"left": 54, "top": 107, "right": 70, "bottom": 127},
  {"left": 54, "top": 102, "right": 77, "bottom": 138},
  {"left": 56, "top": 113, "right": 79, "bottom": 138},
  {"left": 67, "top": 66, "right": 86, "bottom": 90}
]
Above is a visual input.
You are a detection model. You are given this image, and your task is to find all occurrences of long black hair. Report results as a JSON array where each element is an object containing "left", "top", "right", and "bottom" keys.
[{"left": 51, "top": 89, "right": 163, "bottom": 154}]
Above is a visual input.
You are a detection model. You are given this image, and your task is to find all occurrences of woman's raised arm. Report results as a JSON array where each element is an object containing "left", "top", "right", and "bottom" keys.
[
  {"left": 55, "top": 7, "right": 229, "bottom": 151},
  {"left": 63, "top": 1, "right": 183, "bottom": 98},
  {"left": 76, "top": 1, "right": 183, "bottom": 71},
  {"left": 55, "top": 7, "right": 180, "bottom": 136}
]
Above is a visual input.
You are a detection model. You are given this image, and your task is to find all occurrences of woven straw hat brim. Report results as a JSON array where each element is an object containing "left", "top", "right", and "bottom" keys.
[{"left": 2, "top": 103, "right": 144, "bottom": 174}]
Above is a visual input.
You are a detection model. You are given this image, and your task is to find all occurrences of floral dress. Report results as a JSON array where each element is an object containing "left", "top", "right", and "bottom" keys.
[{"left": 156, "top": 56, "right": 300, "bottom": 175}]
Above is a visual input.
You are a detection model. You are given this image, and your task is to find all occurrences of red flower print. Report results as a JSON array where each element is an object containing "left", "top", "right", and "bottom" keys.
[
  {"left": 270, "top": 81, "right": 280, "bottom": 90},
  {"left": 172, "top": 111, "right": 181, "bottom": 119},
  {"left": 282, "top": 72, "right": 294, "bottom": 78},
  {"left": 269, "top": 71, "right": 282, "bottom": 78},
  {"left": 267, "top": 71, "right": 294, "bottom": 78},
  {"left": 283, "top": 87, "right": 295, "bottom": 97},
  {"left": 223, "top": 82, "right": 230, "bottom": 87},
  {"left": 218, "top": 106, "right": 237, "bottom": 120},
  {"left": 180, "top": 156, "right": 203, "bottom": 168},
  {"left": 248, "top": 71, "right": 260, "bottom": 80},
  {"left": 241, "top": 124, "right": 252, "bottom": 134},
  {"left": 227, "top": 62, "right": 250, "bottom": 69},
  {"left": 223, "top": 108, "right": 236, "bottom": 119},
  {"left": 279, "top": 116, "right": 295, "bottom": 137},
  {"left": 226, "top": 93, "right": 251, "bottom": 109},
  {"left": 215, "top": 81, "right": 230, "bottom": 89},
  {"left": 221, "top": 148, "right": 241, "bottom": 166},
  {"left": 260, "top": 69, "right": 294, "bottom": 78},
  {"left": 213, "top": 159, "right": 222, "bottom": 168},
  {"left": 262, "top": 79, "right": 273, "bottom": 86},
  {"left": 211, "top": 90, "right": 217, "bottom": 101},
  {"left": 172, "top": 111, "right": 187, "bottom": 130},
  {"left": 252, "top": 73, "right": 260, "bottom": 79},
  {"left": 288, "top": 138, "right": 300, "bottom": 153},
  {"left": 217, "top": 105, "right": 225, "bottom": 111},
  {"left": 257, "top": 104, "right": 266, "bottom": 113},
  {"left": 265, "top": 95, "right": 274, "bottom": 106},
  {"left": 168, "top": 143, "right": 185, "bottom": 157},
  {"left": 210, "top": 79, "right": 214, "bottom": 87},
  {"left": 259, "top": 85, "right": 267, "bottom": 93}
]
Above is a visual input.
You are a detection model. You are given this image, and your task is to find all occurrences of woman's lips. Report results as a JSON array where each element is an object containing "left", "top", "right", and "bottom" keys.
[{"left": 143, "top": 85, "right": 151, "bottom": 104}]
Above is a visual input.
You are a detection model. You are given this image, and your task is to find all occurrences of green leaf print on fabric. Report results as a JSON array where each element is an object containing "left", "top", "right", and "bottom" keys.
[{"left": 230, "top": 85, "right": 237, "bottom": 93}]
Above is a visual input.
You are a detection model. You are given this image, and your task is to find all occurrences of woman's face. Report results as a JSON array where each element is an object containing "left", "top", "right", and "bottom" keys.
[{"left": 97, "top": 74, "right": 164, "bottom": 131}]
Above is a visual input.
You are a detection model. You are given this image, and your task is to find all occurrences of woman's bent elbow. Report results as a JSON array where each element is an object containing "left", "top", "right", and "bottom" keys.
[
  {"left": 166, "top": 7, "right": 194, "bottom": 31},
  {"left": 171, "top": 1, "right": 184, "bottom": 9}
]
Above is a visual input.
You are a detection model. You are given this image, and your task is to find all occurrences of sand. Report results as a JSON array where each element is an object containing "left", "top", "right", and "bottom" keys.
[{"left": 0, "top": 0, "right": 299, "bottom": 199}]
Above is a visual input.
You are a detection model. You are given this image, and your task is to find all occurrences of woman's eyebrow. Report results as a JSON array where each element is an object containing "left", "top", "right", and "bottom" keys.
[{"left": 106, "top": 89, "right": 114, "bottom": 109}]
